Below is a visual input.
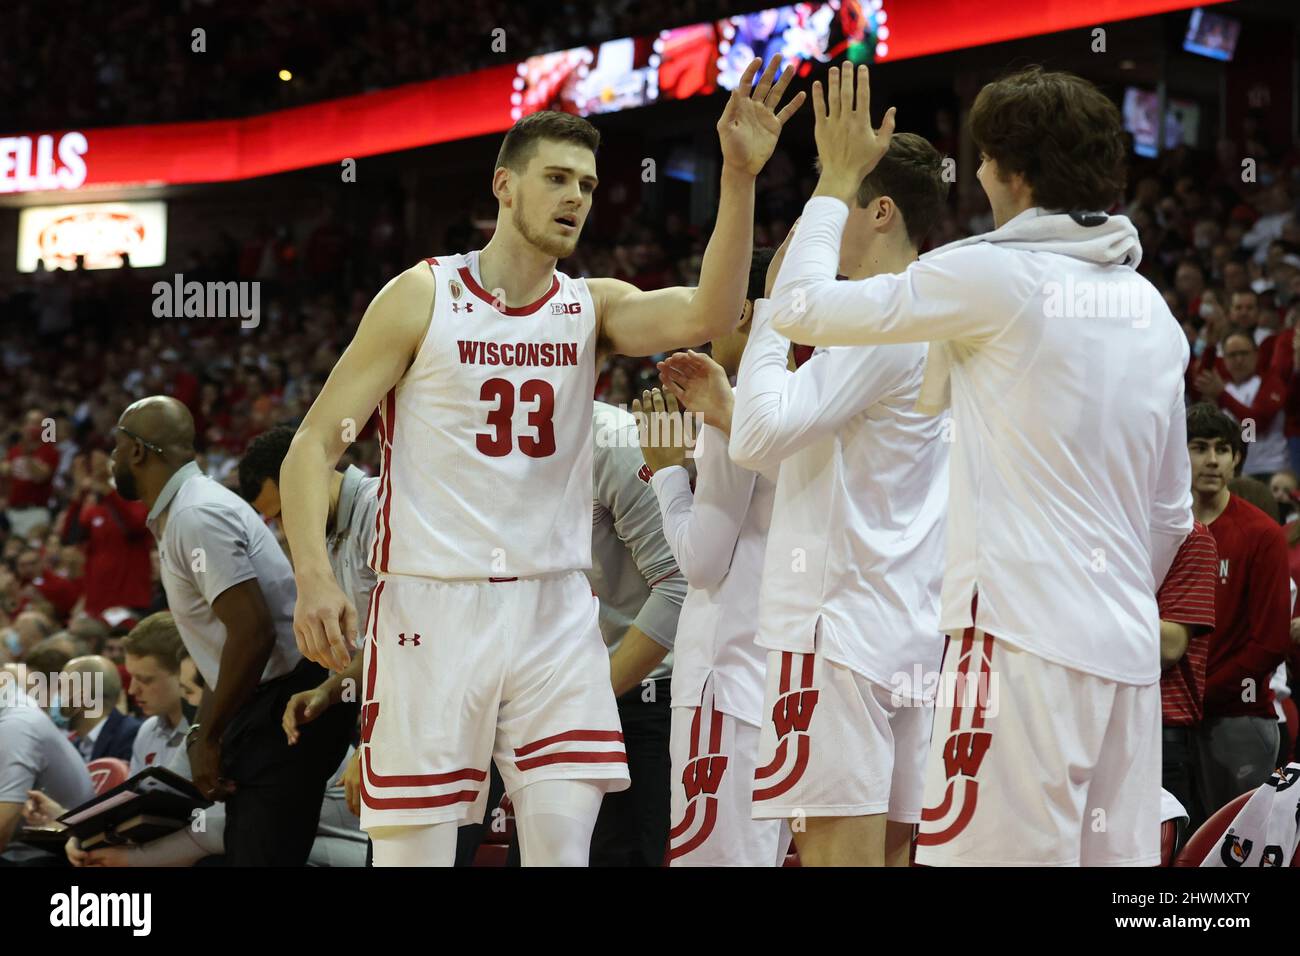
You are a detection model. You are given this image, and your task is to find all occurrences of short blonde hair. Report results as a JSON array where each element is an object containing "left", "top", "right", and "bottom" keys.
[{"left": 122, "top": 611, "right": 183, "bottom": 673}]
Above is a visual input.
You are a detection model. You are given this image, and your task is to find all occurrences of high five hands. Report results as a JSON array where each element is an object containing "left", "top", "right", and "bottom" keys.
[
  {"left": 717, "top": 55, "right": 807, "bottom": 176},
  {"left": 811, "top": 62, "right": 896, "bottom": 205}
]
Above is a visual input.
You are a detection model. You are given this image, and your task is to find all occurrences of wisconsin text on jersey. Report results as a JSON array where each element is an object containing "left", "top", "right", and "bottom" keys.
[{"left": 456, "top": 340, "right": 581, "bottom": 367}]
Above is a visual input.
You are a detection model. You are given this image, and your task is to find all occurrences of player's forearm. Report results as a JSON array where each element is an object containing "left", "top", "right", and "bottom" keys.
[
  {"left": 1159, "top": 621, "right": 1190, "bottom": 668},
  {"left": 730, "top": 303, "right": 800, "bottom": 471},
  {"left": 609, "top": 625, "right": 669, "bottom": 698},
  {"left": 279, "top": 429, "right": 339, "bottom": 579},
  {"left": 686, "top": 165, "right": 757, "bottom": 343}
]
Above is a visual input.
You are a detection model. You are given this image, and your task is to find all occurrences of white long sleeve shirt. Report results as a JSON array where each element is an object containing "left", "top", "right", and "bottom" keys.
[
  {"left": 768, "top": 196, "right": 1193, "bottom": 685},
  {"left": 731, "top": 300, "right": 948, "bottom": 698},
  {"left": 650, "top": 423, "right": 775, "bottom": 725}
]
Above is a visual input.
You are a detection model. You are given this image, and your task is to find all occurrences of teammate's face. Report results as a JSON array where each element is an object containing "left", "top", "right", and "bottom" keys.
[
  {"left": 124, "top": 652, "right": 181, "bottom": 718},
  {"left": 510, "top": 141, "right": 597, "bottom": 259},
  {"left": 977, "top": 154, "right": 1027, "bottom": 229},
  {"left": 1187, "top": 437, "right": 1236, "bottom": 496},
  {"left": 252, "top": 478, "right": 282, "bottom": 522}
]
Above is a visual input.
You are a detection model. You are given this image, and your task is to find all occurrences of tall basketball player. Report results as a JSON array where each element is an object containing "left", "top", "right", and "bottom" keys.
[{"left": 278, "top": 56, "right": 804, "bottom": 866}]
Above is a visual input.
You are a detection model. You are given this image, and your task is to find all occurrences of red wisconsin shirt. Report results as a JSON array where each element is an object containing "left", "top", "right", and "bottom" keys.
[
  {"left": 29, "top": 572, "right": 84, "bottom": 622},
  {"left": 78, "top": 491, "right": 153, "bottom": 614},
  {"left": 6, "top": 442, "right": 60, "bottom": 507},
  {"left": 1202, "top": 495, "right": 1292, "bottom": 719},
  {"left": 1159, "top": 522, "right": 1219, "bottom": 727}
]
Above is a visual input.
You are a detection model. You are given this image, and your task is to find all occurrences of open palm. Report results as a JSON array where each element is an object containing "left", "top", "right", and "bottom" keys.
[{"left": 717, "top": 55, "right": 806, "bottom": 176}]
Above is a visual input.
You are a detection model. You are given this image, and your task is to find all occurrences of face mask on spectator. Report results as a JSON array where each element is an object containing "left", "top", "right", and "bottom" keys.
[
  {"left": 48, "top": 693, "right": 70, "bottom": 729},
  {"left": 2, "top": 628, "right": 21, "bottom": 657}
]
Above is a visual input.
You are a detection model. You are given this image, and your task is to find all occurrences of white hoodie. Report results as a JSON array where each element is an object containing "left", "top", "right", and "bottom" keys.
[{"left": 767, "top": 198, "right": 1193, "bottom": 685}]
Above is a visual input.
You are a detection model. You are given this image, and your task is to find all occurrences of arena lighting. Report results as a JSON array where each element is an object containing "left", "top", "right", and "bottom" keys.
[
  {"left": 279, "top": 69, "right": 293, "bottom": 81},
  {"left": 4, "top": 0, "right": 1224, "bottom": 195}
]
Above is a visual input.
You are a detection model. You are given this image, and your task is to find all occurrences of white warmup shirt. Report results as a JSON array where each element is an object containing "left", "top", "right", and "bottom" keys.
[
  {"left": 327, "top": 464, "right": 380, "bottom": 643},
  {"left": 768, "top": 197, "right": 1193, "bottom": 685},
  {"left": 731, "top": 302, "right": 948, "bottom": 699},
  {"left": 650, "top": 421, "right": 775, "bottom": 726}
]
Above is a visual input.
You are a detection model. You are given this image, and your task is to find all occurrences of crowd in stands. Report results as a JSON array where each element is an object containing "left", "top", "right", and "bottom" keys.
[{"left": 1, "top": 0, "right": 763, "bottom": 131}]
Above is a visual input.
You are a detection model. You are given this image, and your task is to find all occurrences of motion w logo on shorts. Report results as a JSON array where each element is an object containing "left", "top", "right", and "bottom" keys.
[
  {"left": 397, "top": 632, "right": 421, "bottom": 646},
  {"left": 668, "top": 703, "right": 728, "bottom": 861},
  {"left": 753, "top": 652, "right": 817, "bottom": 805},
  {"left": 918, "top": 631, "right": 995, "bottom": 848}
]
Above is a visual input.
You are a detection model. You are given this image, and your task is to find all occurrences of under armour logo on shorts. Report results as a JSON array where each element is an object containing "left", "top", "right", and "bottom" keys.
[{"left": 397, "top": 632, "right": 422, "bottom": 646}]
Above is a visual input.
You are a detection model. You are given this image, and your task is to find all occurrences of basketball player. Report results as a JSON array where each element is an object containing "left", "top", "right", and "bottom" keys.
[
  {"left": 665, "top": 134, "right": 951, "bottom": 866},
  {"left": 278, "top": 56, "right": 804, "bottom": 866},
  {"left": 769, "top": 64, "right": 1192, "bottom": 865},
  {"left": 634, "top": 250, "right": 792, "bottom": 866}
]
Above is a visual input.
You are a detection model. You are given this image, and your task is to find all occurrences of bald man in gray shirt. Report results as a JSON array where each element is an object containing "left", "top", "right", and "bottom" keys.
[{"left": 110, "top": 395, "right": 355, "bottom": 865}]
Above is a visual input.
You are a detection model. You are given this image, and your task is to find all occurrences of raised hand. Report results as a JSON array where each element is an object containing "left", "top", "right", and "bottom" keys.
[
  {"left": 811, "top": 62, "right": 896, "bottom": 205},
  {"left": 631, "top": 387, "right": 690, "bottom": 474},
  {"left": 717, "top": 55, "right": 806, "bottom": 177},
  {"left": 658, "top": 351, "right": 736, "bottom": 434}
]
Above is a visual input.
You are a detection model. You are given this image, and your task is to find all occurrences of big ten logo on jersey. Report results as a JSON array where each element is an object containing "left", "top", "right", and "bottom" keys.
[{"left": 550, "top": 301, "right": 581, "bottom": 315}]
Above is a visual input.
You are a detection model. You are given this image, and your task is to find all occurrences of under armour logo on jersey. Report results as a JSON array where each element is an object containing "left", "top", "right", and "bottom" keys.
[
  {"left": 681, "top": 754, "right": 728, "bottom": 801},
  {"left": 397, "top": 632, "right": 422, "bottom": 646},
  {"left": 452, "top": 302, "right": 474, "bottom": 314},
  {"left": 637, "top": 463, "right": 652, "bottom": 484},
  {"left": 771, "top": 689, "right": 818, "bottom": 739},
  {"left": 551, "top": 301, "right": 581, "bottom": 315}
]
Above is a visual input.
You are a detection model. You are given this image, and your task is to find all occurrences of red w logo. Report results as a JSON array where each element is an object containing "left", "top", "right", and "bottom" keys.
[
  {"left": 940, "top": 731, "right": 992, "bottom": 780},
  {"left": 682, "top": 755, "right": 728, "bottom": 801},
  {"left": 397, "top": 632, "right": 421, "bottom": 646},
  {"left": 637, "top": 464, "right": 652, "bottom": 483},
  {"left": 771, "top": 690, "right": 819, "bottom": 739}
]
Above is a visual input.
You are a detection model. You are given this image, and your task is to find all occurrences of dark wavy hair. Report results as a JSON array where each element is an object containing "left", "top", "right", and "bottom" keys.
[
  {"left": 238, "top": 424, "right": 296, "bottom": 502},
  {"left": 969, "top": 66, "right": 1126, "bottom": 212}
]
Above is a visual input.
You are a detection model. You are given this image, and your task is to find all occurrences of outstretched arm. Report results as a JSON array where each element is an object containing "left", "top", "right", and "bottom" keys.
[
  {"left": 594, "top": 56, "right": 804, "bottom": 357},
  {"left": 280, "top": 263, "right": 435, "bottom": 672}
]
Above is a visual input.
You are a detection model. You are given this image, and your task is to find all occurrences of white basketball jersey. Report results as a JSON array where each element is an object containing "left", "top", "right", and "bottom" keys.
[{"left": 370, "top": 251, "right": 596, "bottom": 580}]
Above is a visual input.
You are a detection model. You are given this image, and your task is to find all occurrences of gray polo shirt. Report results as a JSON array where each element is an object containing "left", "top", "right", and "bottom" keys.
[
  {"left": 589, "top": 402, "right": 686, "bottom": 682},
  {"left": 0, "top": 690, "right": 96, "bottom": 811},
  {"left": 146, "top": 461, "right": 301, "bottom": 689},
  {"left": 128, "top": 712, "right": 191, "bottom": 777},
  {"left": 327, "top": 465, "right": 379, "bottom": 645}
]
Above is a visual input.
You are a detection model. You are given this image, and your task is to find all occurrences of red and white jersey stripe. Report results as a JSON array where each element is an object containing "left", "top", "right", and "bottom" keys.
[{"left": 370, "top": 251, "right": 596, "bottom": 580}]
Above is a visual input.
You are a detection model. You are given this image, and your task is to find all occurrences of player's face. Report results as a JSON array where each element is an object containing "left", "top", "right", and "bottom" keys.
[
  {"left": 124, "top": 652, "right": 181, "bottom": 718},
  {"left": 1187, "top": 437, "right": 1236, "bottom": 495},
  {"left": 511, "top": 140, "right": 597, "bottom": 259},
  {"left": 252, "top": 478, "right": 282, "bottom": 523},
  {"left": 977, "top": 154, "right": 1020, "bottom": 229},
  {"left": 177, "top": 657, "right": 203, "bottom": 708}
]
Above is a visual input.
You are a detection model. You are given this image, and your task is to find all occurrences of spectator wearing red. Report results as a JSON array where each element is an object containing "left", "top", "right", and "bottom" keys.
[
  {"left": 1185, "top": 403, "right": 1292, "bottom": 823},
  {"left": 1194, "top": 329, "right": 1289, "bottom": 480},
  {"left": 3, "top": 410, "right": 60, "bottom": 537},
  {"left": 60, "top": 451, "right": 153, "bottom": 618},
  {"left": 1267, "top": 306, "right": 1300, "bottom": 473},
  {"left": 1158, "top": 521, "right": 1218, "bottom": 833},
  {"left": 27, "top": 546, "right": 84, "bottom": 622}
]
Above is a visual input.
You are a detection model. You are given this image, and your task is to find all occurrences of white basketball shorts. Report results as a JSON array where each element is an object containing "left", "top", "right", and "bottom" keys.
[
  {"left": 358, "top": 571, "right": 629, "bottom": 830},
  {"left": 915, "top": 627, "right": 1161, "bottom": 867}
]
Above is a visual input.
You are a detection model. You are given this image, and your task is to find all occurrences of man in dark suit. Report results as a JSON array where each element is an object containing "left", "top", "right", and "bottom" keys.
[{"left": 60, "top": 656, "right": 141, "bottom": 762}]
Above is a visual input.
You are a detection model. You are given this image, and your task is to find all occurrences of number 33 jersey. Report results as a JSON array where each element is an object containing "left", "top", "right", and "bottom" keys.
[{"left": 370, "top": 251, "right": 597, "bottom": 580}]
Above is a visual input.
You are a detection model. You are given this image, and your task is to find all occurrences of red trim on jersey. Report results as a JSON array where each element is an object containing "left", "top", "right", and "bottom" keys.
[
  {"left": 753, "top": 738, "right": 789, "bottom": 781},
  {"left": 752, "top": 736, "right": 809, "bottom": 802},
  {"left": 646, "top": 568, "right": 680, "bottom": 589},
  {"left": 424, "top": 257, "right": 440, "bottom": 266},
  {"left": 362, "top": 748, "right": 488, "bottom": 788},
  {"left": 380, "top": 391, "right": 397, "bottom": 571},
  {"left": 513, "top": 728, "right": 625, "bottom": 757},
  {"left": 668, "top": 800, "right": 698, "bottom": 841},
  {"left": 708, "top": 705, "right": 723, "bottom": 752},
  {"left": 915, "top": 780, "right": 979, "bottom": 846},
  {"left": 369, "top": 389, "right": 395, "bottom": 573},
  {"left": 458, "top": 266, "right": 561, "bottom": 316},
  {"left": 667, "top": 799, "right": 719, "bottom": 861},
  {"left": 514, "top": 750, "right": 629, "bottom": 772},
  {"left": 359, "top": 772, "right": 480, "bottom": 811}
]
